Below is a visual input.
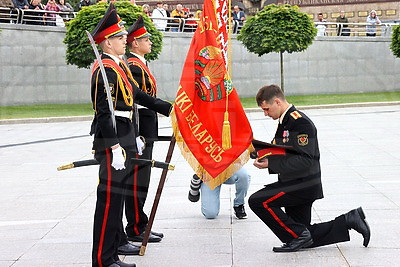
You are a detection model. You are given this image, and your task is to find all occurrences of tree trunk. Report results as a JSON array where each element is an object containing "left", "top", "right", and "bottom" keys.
[{"left": 280, "top": 51, "right": 284, "bottom": 92}]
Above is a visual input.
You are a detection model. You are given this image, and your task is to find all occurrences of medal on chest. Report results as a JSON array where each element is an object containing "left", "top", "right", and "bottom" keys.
[{"left": 282, "top": 130, "right": 289, "bottom": 143}]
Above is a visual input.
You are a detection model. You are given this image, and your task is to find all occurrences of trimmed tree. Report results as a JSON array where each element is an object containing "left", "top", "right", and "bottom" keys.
[
  {"left": 64, "top": 1, "right": 163, "bottom": 69},
  {"left": 390, "top": 25, "right": 400, "bottom": 58},
  {"left": 237, "top": 4, "right": 317, "bottom": 91}
]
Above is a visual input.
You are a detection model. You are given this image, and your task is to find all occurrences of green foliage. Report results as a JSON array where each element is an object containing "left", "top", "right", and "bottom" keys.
[
  {"left": 63, "top": 1, "right": 163, "bottom": 69},
  {"left": 390, "top": 25, "right": 400, "bottom": 58},
  {"left": 237, "top": 4, "right": 317, "bottom": 56}
]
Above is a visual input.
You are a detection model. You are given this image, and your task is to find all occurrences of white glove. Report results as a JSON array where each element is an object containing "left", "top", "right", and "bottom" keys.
[
  {"left": 136, "top": 136, "right": 145, "bottom": 156},
  {"left": 111, "top": 145, "right": 125, "bottom": 170}
]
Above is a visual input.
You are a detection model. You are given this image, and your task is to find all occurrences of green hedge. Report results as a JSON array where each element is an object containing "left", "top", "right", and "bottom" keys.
[{"left": 64, "top": 1, "right": 163, "bottom": 69}]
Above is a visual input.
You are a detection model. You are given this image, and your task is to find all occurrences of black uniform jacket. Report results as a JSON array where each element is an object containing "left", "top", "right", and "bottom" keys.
[
  {"left": 268, "top": 105, "right": 323, "bottom": 200},
  {"left": 126, "top": 53, "right": 159, "bottom": 141},
  {"left": 90, "top": 54, "right": 171, "bottom": 153}
]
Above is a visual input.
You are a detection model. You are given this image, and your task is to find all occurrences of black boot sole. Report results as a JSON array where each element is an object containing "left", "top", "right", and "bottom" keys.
[
  {"left": 356, "top": 207, "right": 371, "bottom": 247},
  {"left": 273, "top": 239, "right": 314, "bottom": 252}
]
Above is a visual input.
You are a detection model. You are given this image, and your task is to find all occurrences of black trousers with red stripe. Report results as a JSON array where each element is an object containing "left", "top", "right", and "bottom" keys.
[
  {"left": 92, "top": 149, "right": 134, "bottom": 267},
  {"left": 249, "top": 182, "right": 350, "bottom": 247},
  {"left": 124, "top": 141, "right": 154, "bottom": 237}
]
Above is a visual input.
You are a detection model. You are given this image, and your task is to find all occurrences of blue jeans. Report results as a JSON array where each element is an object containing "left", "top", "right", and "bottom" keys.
[{"left": 200, "top": 168, "right": 250, "bottom": 219}]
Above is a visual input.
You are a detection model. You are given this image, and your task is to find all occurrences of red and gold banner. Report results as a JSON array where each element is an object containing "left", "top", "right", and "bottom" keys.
[{"left": 171, "top": 0, "right": 253, "bottom": 190}]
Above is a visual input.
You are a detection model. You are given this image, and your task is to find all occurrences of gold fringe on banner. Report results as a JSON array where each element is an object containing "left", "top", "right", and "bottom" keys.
[{"left": 171, "top": 109, "right": 251, "bottom": 190}]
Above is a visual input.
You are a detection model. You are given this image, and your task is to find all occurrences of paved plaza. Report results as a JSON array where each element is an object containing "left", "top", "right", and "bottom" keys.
[{"left": 0, "top": 104, "right": 399, "bottom": 267}]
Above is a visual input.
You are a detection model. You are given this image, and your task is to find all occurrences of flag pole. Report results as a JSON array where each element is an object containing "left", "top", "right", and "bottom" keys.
[
  {"left": 228, "top": 0, "right": 232, "bottom": 78},
  {"left": 139, "top": 136, "right": 176, "bottom": 256},
  {"left": 222, "top": 0, "right": 233, "bottom": 150}
]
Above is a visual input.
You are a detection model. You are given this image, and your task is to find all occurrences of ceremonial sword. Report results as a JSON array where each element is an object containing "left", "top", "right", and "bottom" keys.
[
  {"left": 57, "top": 158, "right": 174, "bottom": 171},
  {"left": 85, "top": 30, "right": 117, "bottom": 133}
]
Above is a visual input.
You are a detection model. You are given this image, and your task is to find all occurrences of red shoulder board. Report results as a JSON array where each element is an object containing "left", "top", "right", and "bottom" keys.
[{"left": 290, "top": 111, "right": 302, "bottom": 120}]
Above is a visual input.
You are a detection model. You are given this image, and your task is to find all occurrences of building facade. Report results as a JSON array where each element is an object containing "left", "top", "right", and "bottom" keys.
[
  {"left": 138, "top": 0, "right": 399, "bottom": 23},
  {"left": 246, "top": 0, "right": 399, "bottom": 23}
]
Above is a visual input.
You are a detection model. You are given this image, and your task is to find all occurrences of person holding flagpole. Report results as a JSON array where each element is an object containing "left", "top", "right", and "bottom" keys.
[
  {"left": 121, "top": 15, "right": 165, "bottom": 244},
  {"left": 89, "top": 5, "right": 138, "bottom": 266},
  {"left": 89, "top": 5, "right": 172, "bottom": 266},
  {"left": 249, "top": 84, "right": 371, "bottom": 252}
]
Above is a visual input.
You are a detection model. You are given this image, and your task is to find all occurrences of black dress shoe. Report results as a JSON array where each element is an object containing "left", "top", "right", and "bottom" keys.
[
  {"left": 117, "top": 242, "right": 140, "bottom": 255},
  {"left": 151, "top": 230, "right": 164, "bottom": 238},
  {"left": 344, "top": 207, "right": 371, "bottom": 247},
  {"left": 128, "top": 232, "right": 162, "bottom": 243},
  {"left": 108, "top": 260, "right": 136, "bottom": 267},
  {"left": 273, "top": 229, "right": 313, "bottom": 252}
]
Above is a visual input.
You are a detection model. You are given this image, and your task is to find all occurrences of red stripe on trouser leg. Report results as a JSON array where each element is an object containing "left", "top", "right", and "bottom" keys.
[
  {"left": 262, "top": 192, "right": 299, "bottom": 239},
  {"left": 97, "top": 149, "right": 112, "bottom": 267},
  {"left": 133, "top": 153, "right": 140, "bottom": 235}
]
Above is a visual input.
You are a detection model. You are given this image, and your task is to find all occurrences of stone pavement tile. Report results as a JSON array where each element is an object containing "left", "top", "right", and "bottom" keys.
[
  {"left": 0, "top": 262, "right": 14, "bottom": 267},
  {"left": 321, "top": 166, "right": 364, "bottom": 180},
  {"left": 12, "top": 261, "right": 89, "bottom": 267},
  {"left": 1, "top": 193, "right": 91, "bottom": 221},
  {"left": 14, "top": 242, "right": 91, "bottom": 267},
  {"left": 43, "top": 219, "right": 93, "bottom": 243},
  {"left": 124, "top": 229, "right": 233, "bottom": 267},
  {"left": 320, "top": 179, "right": 377, "bottom": 196},
  {"left": 0, "top": 239, "right": 37, "bottom": 262},
  {"left": 351, "top": 165, "right": 400, "bottom": 180},
  {"left": 313, "top": 192, "right": 397, "bottom": 211},
  {"left": 338, "top": 246, "right": 399, "bottom": 266},
  {"left": 235, "top": 249, "right": 348, "bottom": 267},
  {"left": 377, "top": 191, "right": 400, "bottom": 206},
  {"left": 0, "top": 223, "right": 56, "bottom": 241}
]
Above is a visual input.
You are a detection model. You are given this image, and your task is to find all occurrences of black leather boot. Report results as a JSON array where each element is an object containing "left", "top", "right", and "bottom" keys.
[{"left": 344, "top": 207, "right": 371, "bottom": 247}]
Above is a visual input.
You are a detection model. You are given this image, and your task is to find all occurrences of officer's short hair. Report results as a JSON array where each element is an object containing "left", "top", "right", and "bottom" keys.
[{"left": 256, "top": 84, "right": 286, "bottom": 106}]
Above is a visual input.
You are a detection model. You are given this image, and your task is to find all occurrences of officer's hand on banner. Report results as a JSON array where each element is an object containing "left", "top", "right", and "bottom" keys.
[{"left": 111, "top": 145, "right": 125, "bottom": 170}]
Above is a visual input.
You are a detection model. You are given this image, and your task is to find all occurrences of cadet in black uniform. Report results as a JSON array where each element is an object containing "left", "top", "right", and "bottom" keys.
[
  {"left": 249, "top": 84, "right": 371, "bottom": 252},
  {"left": 122, "top": 16, "right": 163, "bottom": 243},
  {"left": 89, "top": 5, "right": 171, "bottom": 266}
]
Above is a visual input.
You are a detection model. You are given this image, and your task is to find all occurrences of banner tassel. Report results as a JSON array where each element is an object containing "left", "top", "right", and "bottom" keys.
[{"left": 222, "top": 111, "right": 232, "bottom": 150}]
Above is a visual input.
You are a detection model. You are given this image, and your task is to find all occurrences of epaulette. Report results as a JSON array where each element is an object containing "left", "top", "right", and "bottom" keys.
[{"left": 290, "top": 111, "right": 302, "bottom": 120}]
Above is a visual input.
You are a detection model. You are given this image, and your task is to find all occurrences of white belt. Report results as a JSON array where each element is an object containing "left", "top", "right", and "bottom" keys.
[
  {"left": 136, "top": 104, "right": 147, "bottom": 110},
  {"left": 114, "top": 110, "right": 133, "bottom": 120}
]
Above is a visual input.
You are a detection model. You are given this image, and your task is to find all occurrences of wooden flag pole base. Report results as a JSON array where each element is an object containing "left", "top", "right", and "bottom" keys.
[
  {"left": 139, "top": 246, "right": 146, "bottom": 256},
  {"left": 139, "top": 136, "right": 176, "bottom": 256}
]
